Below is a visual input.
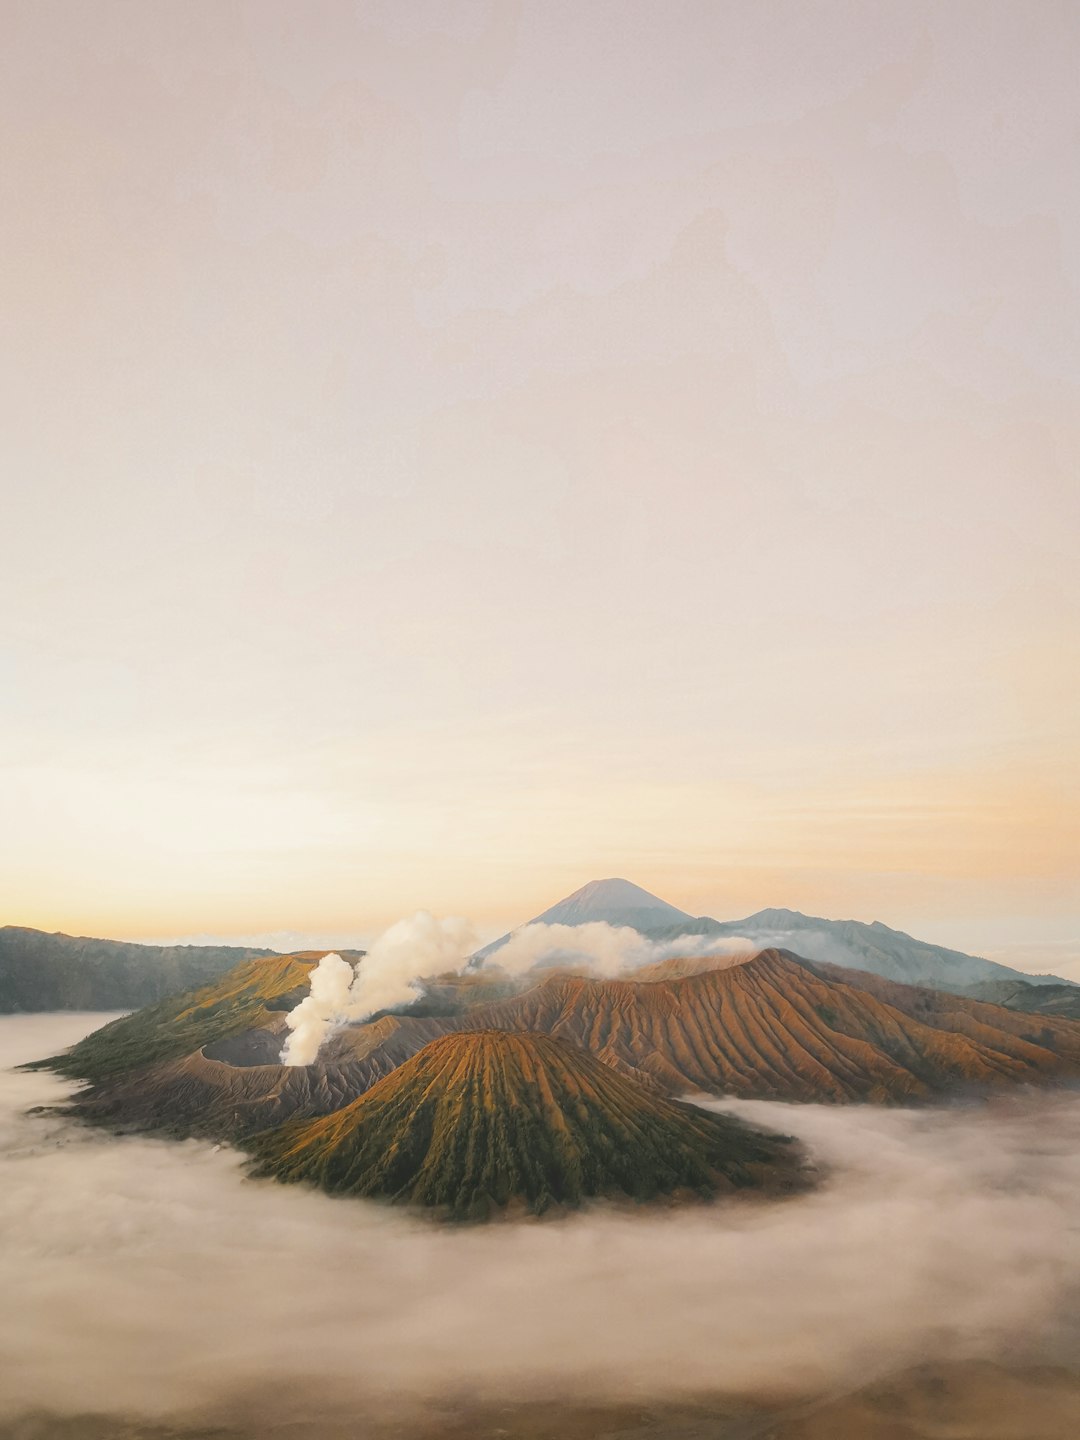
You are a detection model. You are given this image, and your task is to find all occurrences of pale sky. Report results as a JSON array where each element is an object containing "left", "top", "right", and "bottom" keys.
[{"left": 2, "top": 1, "right": 1078, "bottom": 958}]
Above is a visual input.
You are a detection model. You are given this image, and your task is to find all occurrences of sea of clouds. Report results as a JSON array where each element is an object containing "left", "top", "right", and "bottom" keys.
[{"left": 4, "top": 1014, "right": 1080, "bottom": 1434}]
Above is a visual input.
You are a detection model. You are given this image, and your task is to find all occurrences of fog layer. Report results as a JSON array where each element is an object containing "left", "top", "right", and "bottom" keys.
[{"left": 2, "top": 1015, "right": 1080, "bottom": 1427}]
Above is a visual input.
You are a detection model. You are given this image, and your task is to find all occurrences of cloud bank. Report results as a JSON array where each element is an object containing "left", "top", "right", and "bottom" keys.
[
  {"left": 492, "top": 921, "right": 756, "bottom": 977},
  {"left": 5, "top": 1014, "right": 1080, "bottom": 1433}
]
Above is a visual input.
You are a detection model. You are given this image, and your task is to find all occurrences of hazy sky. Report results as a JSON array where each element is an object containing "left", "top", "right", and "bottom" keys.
[{"left": 2, "top": 1, "right": 1077, "bottom": 952}]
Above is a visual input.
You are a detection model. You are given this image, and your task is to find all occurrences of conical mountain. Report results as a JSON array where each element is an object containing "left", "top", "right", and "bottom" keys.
[
  {"left": 477, "top": 877, "right": 695, "bottom": 960},
  {"left": 250, "top": 1030, "right": 805, "bottom": 1220},
  {"left": 532, "top": 878, "right": 693, "bottom": 928}
]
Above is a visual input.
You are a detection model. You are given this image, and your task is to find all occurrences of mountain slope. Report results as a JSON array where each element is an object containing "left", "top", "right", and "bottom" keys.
[
  {"left": 37, "top": 951, "right": 359, "bottom": 1083},
  {"left": 962, "top": 979, "right": 1080, "bottom": 1021},
  {"left": 631, "top": 950, "right": 758, "bottom": 982},
  {"left": 477, "top": 878, "right": 695, "bottom": 959},
  {"left": 50, "top": 1013, "right": 406, "bottom": 1140},
  {"left": 475, "top": 880, "right": 1071, "bottom": 992},
  {"left": 822, "top": 963, "right": 1080, "bottom": 1032},
  {"left": 532, "top": 878, "right": 693, "bottom": 928},
  {"left": 250, "top": 1030, "right": 805, "bottom": 1219},
  {"left": 67, "top": 1031, "right": 415, "bottom": 1140},
  {"left": 0, "top": 926, "right": 277, "bottom": 1013},
  {"left": 61, "top": 948, "right": 1080, "bottom": 1144},
  {"left": 436, "top": 950, "right": 1080, "bottom": 1103}
]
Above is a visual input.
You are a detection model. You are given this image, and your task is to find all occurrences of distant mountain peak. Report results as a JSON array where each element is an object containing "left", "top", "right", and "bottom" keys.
[
  {"left": 475, "top": 878, "right": 694, "bottom": 961},
  {"left": 550, "top": 877, "right": 686, "bottom": 912},
  {"left": 742, "top": 907, "right": 811, "bottom": 928},
  {"left": 533, "top": 878, "right": 693, "bottom": 927}
]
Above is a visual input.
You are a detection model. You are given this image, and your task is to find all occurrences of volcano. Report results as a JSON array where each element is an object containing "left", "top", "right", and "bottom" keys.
[
  {"left": 62, "top": 947, "right": 1080, "bottom": 1147},
  {"left": 478, "top": 880, "right": 1073, "bottom": 992},
  {"left": 530, "top": 877, "right": 694, "bottom": 929},
  {"left": 476, "top": 877, "right": 695, "bottom": 959},
  {"left": 249, "top": 1030, "right": 805, "bottom": 1219}
]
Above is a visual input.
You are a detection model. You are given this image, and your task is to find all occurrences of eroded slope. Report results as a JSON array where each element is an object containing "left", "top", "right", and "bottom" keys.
[{"left": 251, "top": 1030, "right": 805, "bottom": 1218}]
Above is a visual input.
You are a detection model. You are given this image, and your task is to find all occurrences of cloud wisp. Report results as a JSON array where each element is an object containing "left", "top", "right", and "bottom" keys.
[{"left": 492, "top": 921, "right": 756, "bottom": 977}]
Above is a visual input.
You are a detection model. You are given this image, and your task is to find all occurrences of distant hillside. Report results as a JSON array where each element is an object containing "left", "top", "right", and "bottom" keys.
[
  {"left": 249, "top": 1030, "right": 806, "bottom": 1220},
  {"left": 0, "top": 926, "right": 279, "bottom": 1013},
  {"left": 646, "top": 907, "right": 1072, "bottom": 993},
  {"left": 961, "top": 978, "right": 1080, "bottom": 1022},
  {"left": 476, "top": 880, "right": 1072, "bottom": 992}
]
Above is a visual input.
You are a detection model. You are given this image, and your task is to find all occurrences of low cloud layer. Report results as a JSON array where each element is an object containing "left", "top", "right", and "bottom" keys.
[
  {"left": 492, "top": 922, "right": 755, "bottom": 978},
  {"left": 4, "top": 1014, "right": 1080, "bottom": 1432}
]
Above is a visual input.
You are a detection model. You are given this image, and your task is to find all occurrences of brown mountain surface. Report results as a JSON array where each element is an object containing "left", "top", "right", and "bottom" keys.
[
  {"left": 810, "top": 961, "right": 1080, "bottom": 1050},
  {"left": 65, "top": 1000, "right": 438, "bottom": 1141},
  {"left": 250, "top": 1030, "right": 806, "bottom": 1219},
  {"left": 57, "top": 949, "right": 1080, "bottom": 1143},
  {"left": 630, "top": 950, "right": 758, "bottom": 982},
  {"left": 448, "top": 949, "right": 1080, "bottom": 1102},
  {"left": 69, "top": 1039, "right": 399, "bottom": 1139}
]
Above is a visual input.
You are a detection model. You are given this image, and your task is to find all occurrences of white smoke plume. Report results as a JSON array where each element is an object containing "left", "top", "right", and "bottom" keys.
[
  {"left": 490, "top": 922, "right": 756, "bottom": 979},
  {"left": 283, "top": 920, "right": 752, "bottom": 1064},
  {"left": 281, "top": 912, "right": 477, "bottom": 1065}
]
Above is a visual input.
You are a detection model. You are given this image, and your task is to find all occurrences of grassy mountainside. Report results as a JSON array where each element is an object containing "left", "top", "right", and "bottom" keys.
[
  {"left": 0, "top": 926, "right": 277, "bottom": 1013},
  {"left": 250, "top": 1030, "right": 805, "bottom": 1219},
  {"left": 37, "top": 952, "right": 351, "bottom": 1081}
]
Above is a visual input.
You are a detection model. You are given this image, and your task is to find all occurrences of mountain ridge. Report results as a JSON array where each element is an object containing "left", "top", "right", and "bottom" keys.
[
  {"left": 442, "top": 950, "right": 1080, "bottom": 1102},
  {"left": 476, "top": 877, "right": 696, "bottom": 959}
]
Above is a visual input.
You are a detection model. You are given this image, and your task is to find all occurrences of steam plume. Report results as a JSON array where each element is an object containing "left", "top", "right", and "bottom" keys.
[{"left": 281, "top": 912, "right": 476, "bottom": 1065}]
